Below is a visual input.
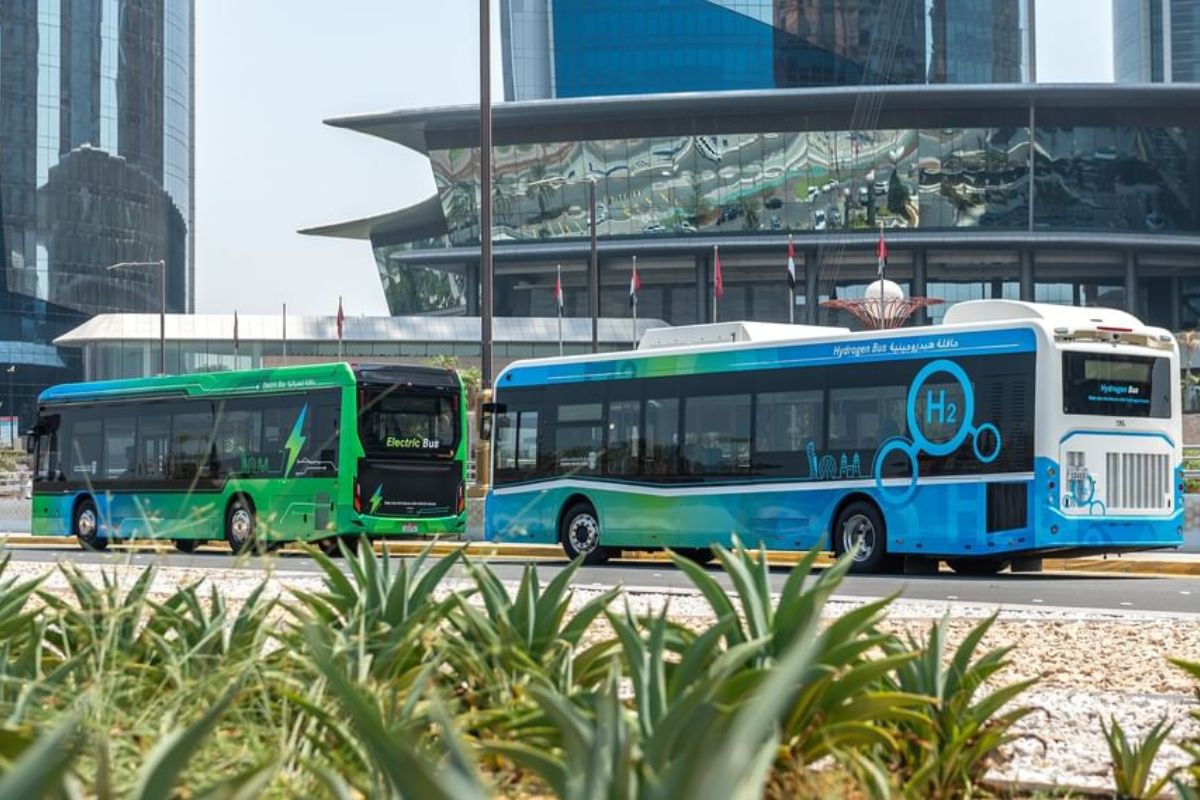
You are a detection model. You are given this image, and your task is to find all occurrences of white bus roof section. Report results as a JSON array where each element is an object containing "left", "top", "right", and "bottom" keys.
[
  {"left": 942, "top": 300, "right": 1146, "bottom": 329},
  {"left": 639, "top": 320, "right": 849, "bottom": 350}
]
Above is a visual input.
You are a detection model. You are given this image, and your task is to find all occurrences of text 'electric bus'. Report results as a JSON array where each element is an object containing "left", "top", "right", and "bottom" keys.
[
  {"left": 28, "top": 363, "right": 467, "bottom": 553},
  {"left": 483, "top": 300, "right": 1184, "bottom": 574}
]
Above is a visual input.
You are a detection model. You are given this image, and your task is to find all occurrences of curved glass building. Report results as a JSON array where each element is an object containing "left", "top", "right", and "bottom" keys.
[
  {"left": 307, "top": 84, "right": 1200, "bottom": 335},
  {"left": 0, "top": 0, "right": 193, "bottom": 430}
]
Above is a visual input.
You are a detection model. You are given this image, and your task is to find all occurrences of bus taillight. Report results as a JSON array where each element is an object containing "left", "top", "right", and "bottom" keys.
[
  {"left": 457, "top": 482, "right": 465, "bottom": 515},
  {"left": 353, "top": 478, "right": 363, "bottom": 514}
]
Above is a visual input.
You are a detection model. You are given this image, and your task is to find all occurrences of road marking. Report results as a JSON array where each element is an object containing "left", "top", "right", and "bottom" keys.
[
  {"left": 1120, "top": 601, "right": 1133, "bottom": 606},
  {"left": 1182, "top": 591, "right": 1192, "bottom": 595},
  {"left": 1032, "top": 598, "right": 1043, "bottom": 603},
  {"left": 946, "top": 595, "right": 958, "bottom": 600}
]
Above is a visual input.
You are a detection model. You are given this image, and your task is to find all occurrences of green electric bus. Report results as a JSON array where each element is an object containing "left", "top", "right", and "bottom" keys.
[{"left": 27, "top": 362, "right": 468, "bottom": 552}]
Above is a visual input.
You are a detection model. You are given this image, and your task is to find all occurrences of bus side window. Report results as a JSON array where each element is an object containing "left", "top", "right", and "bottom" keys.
[
  {"left": 644, "top": 397, "right": 679, "bottom": 477},
  {"left": 495, "top": 409, "right": 539, "bottom": 479}
]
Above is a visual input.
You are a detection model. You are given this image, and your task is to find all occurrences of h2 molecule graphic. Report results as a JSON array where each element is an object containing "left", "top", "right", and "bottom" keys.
[{"left": 872, "top": 359, "right": 1001, "bottom": 506}]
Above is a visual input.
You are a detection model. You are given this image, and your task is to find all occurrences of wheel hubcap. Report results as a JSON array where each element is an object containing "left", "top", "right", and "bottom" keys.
[
  {"left": 841, "top": 514, "right": 876, "bottom": 562},
  {"left": 568, "top": 514, "right": 599, "bottom": 554},
  {"left": 231, "top": 509, "right": 252, "bottom": 539},
  {"left": 77, "top": 508, "right": 96, "bottom": 538}
]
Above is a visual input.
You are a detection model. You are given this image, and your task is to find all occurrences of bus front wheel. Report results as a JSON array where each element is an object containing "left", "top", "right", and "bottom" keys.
[
  {"left": 74, "top": 498, "right": 106, "bottom": 552},
  {"left": 833, "top": 500, "right": 888, "bottom": 574},
  {"left": 225, "top": 498, "right": 258, "bottom": 554},
  {"left": 559, "top": 502, "right": 609, "bottom": 565}
]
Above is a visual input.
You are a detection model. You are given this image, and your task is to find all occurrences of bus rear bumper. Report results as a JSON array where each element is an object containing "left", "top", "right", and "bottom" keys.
[
  {"left": 349, "top": 513, "right": 467, "bottom": 539},
  {"left": 1024, "top": 506, "right": 1185, "bottom": 554}
]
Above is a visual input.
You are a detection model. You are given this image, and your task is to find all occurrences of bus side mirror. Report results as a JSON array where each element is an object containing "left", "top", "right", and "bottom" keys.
[
  {"left": 23, "top": 433, "right": 36, "bottom": 455},
  {"left": 479, "top": 401, "right": 505, "bottom": 440}
]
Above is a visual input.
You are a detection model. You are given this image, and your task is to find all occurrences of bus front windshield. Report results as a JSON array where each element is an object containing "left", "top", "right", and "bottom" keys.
[
  {"left": 1061, "top": 351, "right": 1172, "bottom": 418},
  {"left": 359, "top": 391, "right": 459, "bottom": 457}
]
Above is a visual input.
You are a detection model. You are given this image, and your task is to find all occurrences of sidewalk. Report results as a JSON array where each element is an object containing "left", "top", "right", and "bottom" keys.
[{"left": 3, "top": 534, "right": 1199, "bottom": 576}]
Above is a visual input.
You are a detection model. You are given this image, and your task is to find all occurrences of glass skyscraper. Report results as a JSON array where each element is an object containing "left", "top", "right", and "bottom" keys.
[
  {"left": 501, "top": 0, "right": 1030, "bottom": 100},
  {"left": 0, "top": 0, "right": 193, "bottom": 431},
  {"left": 1115, "top": 0, "right": 1200, "bottom": 83}
]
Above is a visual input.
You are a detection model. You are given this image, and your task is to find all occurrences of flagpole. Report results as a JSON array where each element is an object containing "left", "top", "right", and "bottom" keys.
[
  {"left": 788, "top": 234, "right": 795, "bottom": 325},
  {"left": 337, "top": 295, "right": 344, "bottom": 358},
  {"left": 281, "top": 302, "right": 287, "bottom": 365},
  {"left": 631, "top": 255, "right": 638, "bottom": 349},
  {"left": 712, "top": 245, "right": 719, "bottom": 323},
  {"left": 878, "top": 222, "right": 885, "bottom": 329},
  {"left": 233, "top": 310, "right": 239, "bottom": 358},
  {"left": 557, "top": 264, "right": 564, "bottom": 357}
]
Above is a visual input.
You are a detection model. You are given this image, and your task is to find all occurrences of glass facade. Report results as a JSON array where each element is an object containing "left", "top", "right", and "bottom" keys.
[
  {"left": 1115, "top": 0, "right": 1200, "bottom": 83},
  {"left": 366, "top": 114, "right": 1200, "bottom": 332},
  {"left": 428, "top": 123, "right": 1198, "bottom": 246},
  {"left": 501, "top": 0, "right": 1028, "bottom": 100},
  {"left": 0, "top": 0, "right": 193, "bottom": 431}
]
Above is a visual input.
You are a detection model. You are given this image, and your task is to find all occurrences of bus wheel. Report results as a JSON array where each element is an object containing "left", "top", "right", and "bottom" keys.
[
  {"left": 173, "top": 539, "right": 203, "bottom": 554},
  {"left": 74, "top": 498, "right": 107, "bottom": 552},
  {"left": 316, "top": 536, "right": 358, "bottom": 558},
  {"left": 833, "top": 500, "right": 887, "bottom": 574},
  {"left": 225, "top": 498, "right": 258, "bottom": 554},
  {"left": 559, "top": 502, "right": 609, "bottom": 565},
  {"left": 946, "top": 558, "right": 1009, "bottom": 576}
]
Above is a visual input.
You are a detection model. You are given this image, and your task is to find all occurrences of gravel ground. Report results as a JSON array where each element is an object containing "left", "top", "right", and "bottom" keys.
[{"left": 6, "top": 558, "right": 1199, "bottom": 793}]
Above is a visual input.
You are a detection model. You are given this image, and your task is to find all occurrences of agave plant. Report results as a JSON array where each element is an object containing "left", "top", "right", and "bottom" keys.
[
  {"left": 286, "top": 538, "right": 464, "bottom": 682},
  {"left": 484, "top": 594, "right": 827, "bottom": 800},
  {"left": 1102, "top": 715, "right": 1177, "bottom": 800},
  {"left": 669, "top": 541, "right": 927, "bottom": 766},
  {"left": 884, "top": 614, "right": 1037, "bottom": 800},
  {"left": 445, "top": 557, "right": 621, "bottom": 708}
]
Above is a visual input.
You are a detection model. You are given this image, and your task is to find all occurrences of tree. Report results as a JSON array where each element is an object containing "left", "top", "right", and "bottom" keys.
[
  {"left": 1179, "top": 330, "right": 1199, "bottom": 408},
  {"left": 425, "top": 355, "right": 481, "bottom": 410}
]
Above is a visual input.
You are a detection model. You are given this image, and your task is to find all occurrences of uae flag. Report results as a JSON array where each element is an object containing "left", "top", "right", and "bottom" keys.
[
  {"left": 876, "top": 228, "right": 888, "bottom": 278},
  {"left": 629, "top": 260, "right": 642, "bottom": 306},
  {"left": 554, "top": 266, "right": 564, "bottom": 313},
  {"left": 336, "top": 296, "right": 345, "bottom": 340},
  {"left": 786, "top": 236, "right": 796, "bottom": 289},
  {"left": 713, "top": 246, "right": 725, "bottom": 300}
]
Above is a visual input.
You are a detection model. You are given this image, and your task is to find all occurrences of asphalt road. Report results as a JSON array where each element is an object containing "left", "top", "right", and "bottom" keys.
[{"left": 3, "top": 545, "right": 1199, "bottom": 616}]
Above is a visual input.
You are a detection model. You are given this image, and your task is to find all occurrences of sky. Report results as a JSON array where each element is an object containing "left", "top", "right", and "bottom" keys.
[{"left": 194, "top": 0, "right": 1115, "bottom": 317}]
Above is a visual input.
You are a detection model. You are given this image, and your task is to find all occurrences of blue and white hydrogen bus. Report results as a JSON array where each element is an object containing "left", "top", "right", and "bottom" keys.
[{"left": 483, "top": 300, "right": 1184, "bottom": 574}]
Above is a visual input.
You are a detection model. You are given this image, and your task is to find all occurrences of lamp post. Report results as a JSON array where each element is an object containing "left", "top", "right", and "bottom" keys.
[
  {"left": 529, "top": 176, "right": 600, "bottom": 352},
  {"left": 107, "top": 260, "right": 166, "bottom": 374},
  {"left": 479, "top": 0, "right": 493, "bottom": 389},
  {"left": 5, "top": 366, "right": 14, "bottom": 443}
]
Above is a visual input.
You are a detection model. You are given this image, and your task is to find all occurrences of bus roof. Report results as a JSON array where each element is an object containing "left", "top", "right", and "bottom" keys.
[{"left": 38, "top": 362, "right": 358, "bottom": 406}]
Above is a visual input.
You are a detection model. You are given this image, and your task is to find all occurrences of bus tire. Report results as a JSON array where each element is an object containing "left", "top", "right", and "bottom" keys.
[
  {"left": 559, "top": 501, "right": 609, "bottom": 565},
  {"left": 74, "top": 497, "right": 106, "bottom": 552},
  {"left": 833, "top": 499, "right": 888, "bottom": 574},
  {"left": 173, "top": 539, "right": 203, "bottom": 554},
  {"left": 946, "top": 557, "right": 1009, "bottom": 576},
  {"left": 316, "top": 536, "right": 358, "bottom": 558},
  {"left": 225, "top": 497, "right": 258, "bottom": 554}
]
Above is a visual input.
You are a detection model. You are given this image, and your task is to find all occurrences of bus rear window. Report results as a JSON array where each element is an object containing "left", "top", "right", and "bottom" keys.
[
  {"left": 1062, "top": 352, "right": 1171, "bottom": 418},
  {"left": 359, "top": 392, "right": 459, "bottom": 456}
]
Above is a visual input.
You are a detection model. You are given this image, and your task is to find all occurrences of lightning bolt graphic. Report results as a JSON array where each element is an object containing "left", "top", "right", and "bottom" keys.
[
  {"left": 369, "top": 484, "right": 383, "bottom": 515},
  {"left": 284, "top": 404, "right": 308, "bottom": 477}
]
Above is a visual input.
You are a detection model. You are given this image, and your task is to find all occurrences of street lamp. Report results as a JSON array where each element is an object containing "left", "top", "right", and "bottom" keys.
[
  {"left": 5, "top": 366, "right": 14, "bottom": 444},
  {"left": 528, "top": 176, "right": 600, "bottom": 353},
  {"left": 107, "top": 260, "right": 166, "bottom": 375}
]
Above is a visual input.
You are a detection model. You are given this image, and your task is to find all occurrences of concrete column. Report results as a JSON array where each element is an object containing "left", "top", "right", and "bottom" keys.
[
  {"left": 1171, "top": 276, "right": 1183, "bottom": 331},
  {"left": 911, "top": 249, "right": 927, "bottom": 325},
  {"left": 1124, "top": 250, "right": 1138, "bottom": 315},
  {"left": 805, "top": 248, "right": 819, "bottom": 324},
  {"left": 1019, "top": 249, "right": 1034, "bottom": 302},
  {"left": 466, "top": 259, "right": 481, "bottom": 316}
]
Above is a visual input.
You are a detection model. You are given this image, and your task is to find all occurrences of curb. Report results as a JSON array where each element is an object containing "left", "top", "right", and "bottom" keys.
[{"left": 3, "top": 535, "right": 1198, "bottom": 576}]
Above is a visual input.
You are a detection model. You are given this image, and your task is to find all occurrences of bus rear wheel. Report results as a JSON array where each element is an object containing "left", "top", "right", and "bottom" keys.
[
  {"left": 675, "top": 547, "right": 717, "bottom": 566},
  {"left": 946, "top": 557, "right": 1009, "bottom": 576},
  {"left": 74, "top": 498, "right": 106, "bottom": 552},
  {"left": 225, "top": 498, "right": 258, "bottom": 554},
  {"left": 559, "top": 502, "right": 609, "bottom": 565},
  {"left": 173, "top": 539, "right": 203, "bottom": 554},
  {"left": 833, "top": 500, "right": 888, "bottom": 574}
]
